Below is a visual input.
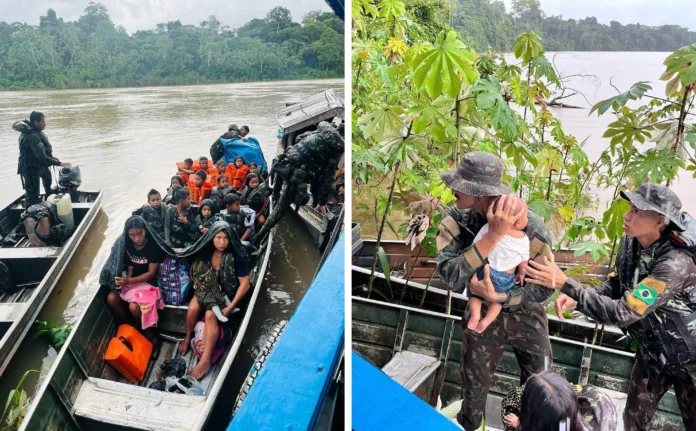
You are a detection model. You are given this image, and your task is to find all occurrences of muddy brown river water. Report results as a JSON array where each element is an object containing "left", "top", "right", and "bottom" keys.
[{"left": 0, "top": 78, "right": 343, "bottom": 429}]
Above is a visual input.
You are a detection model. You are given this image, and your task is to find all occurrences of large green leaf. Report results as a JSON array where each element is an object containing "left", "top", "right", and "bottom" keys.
[
  {"left": 377, "top": 246, "right": 393, "bottom": 298},
  {"left": 662, "top": 44, "right": 696, "bottom": 95},
  {"left": 358, "top": 105, "right": 405, "bottom": 142},
  {"left": 472, "top": 76, "right": 519, "bottom": 141},
  {"left": 378, "top": 0, "right": 406, "bottom": 21},
  {"left": 570, "top": 241, "right": 610, "bottom": 262},
  {"left": 530, "top": 55, "right": 559, "bottom": 85},
  {"left": 602, "top": 197, "right": 630, "bottom": 241},
  {"left": 491, "top": 102, "right": 519, "bottom": 141},
  {"left": 411, "top": 31, "right": 479, "bottom": 98},
  {"left": 626, "top": 148, "right": 684, "bottom": 184},
  {"left": 535, "top": 147, "right": 564, "bottom": 177},
  {"left": 513, "top": 32, "right": 543, "bottom": 63},
  {"left": 528, "top": 199, "right": 555, "bottom": 221},
  {"left": 602, "top": 111, "right": 654, "bottom": 149},
  {"left": 589, "top": 81, "right": 652, "bottom": 116},
  {"left": 472, "top": 75, "right": 501, "bottom": 109},
  {"left": 408, "top": 95, "right": 455, "bottom": 138}
]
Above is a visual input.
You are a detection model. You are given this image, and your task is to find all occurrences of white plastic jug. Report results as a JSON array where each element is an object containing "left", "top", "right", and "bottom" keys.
[{"left": 49, "top": 193, "right": 75, "bottom": 233}]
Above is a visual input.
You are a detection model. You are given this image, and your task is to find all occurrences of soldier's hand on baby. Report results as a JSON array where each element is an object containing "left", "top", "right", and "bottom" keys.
[
  {"left": 503, "top": 414, "right": 520, "bottom": 428},
  {"left": 515, "top": 261, "right": 529, "bottom": 285},
  {"left": 487, "top": 195, "right": 524, "bottom": 239},
  {"left": 470, "top": 264, "right": 496, "bottom": 301},
  {"left": 525, "top": 257, "right": 567, "bottom": 289},
  {"left": 555, "top": 293, "right": 577, "bottom": 320}
]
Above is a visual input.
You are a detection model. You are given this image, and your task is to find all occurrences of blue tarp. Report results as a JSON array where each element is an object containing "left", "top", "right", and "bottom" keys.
[{"left": 220, "top": 137, "right": 268, "bottom": 173}]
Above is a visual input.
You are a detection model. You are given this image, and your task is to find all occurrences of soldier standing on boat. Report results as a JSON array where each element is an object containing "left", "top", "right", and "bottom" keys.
[
  {"left": 14, "top": 112, "right": 70, "bottom": 206},
  {"left": 524, "top": 183, "right": 696, "bottom": 431},
  {"left": 436, "top": 152, "right": 555, "bottom": 431}
]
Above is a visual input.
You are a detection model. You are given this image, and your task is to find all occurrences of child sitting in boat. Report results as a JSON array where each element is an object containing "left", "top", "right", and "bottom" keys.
[
  {"left": 198, "top": 156, "right": 212, "bottom": 173},
  {"left": 163, "top": 176, "right": 184, "bottom": 207},
  {"left": 210, "top": 174, "right": 235, "bottom": 213},
  {"left": 188, "top": 170, "right": 210, "bottom": 205},
  {"left": 215, "top": 160, "right": 227, "bottom": 178},
  {"left": 248, "top": 162, "right": 259, "bottom": 175},
  {"left": 178, "top": 158, "right": 195, "bottom": 183},
  {"left": 241, "top": 174, "right": 268, "bottom": 226},
  {"left": 222, "top": 193, "right": 252, "bottom": 241},
  {"left": 196, "top": 199, "right": 216, "bottom": 236},
  {"left": 190, "top": 256, "right": 233, "bottom": 323},
  {"left": 467, "top": 201, "right": 529, "bottom": 333},
  {"left": 165, "top": 188, "right": 198, "bottom": 248},
  {"left": 133, "top": 189, "right": 166, "bottom": 237},
  {"left": 226, "top": 156, "right": 249, "bottom": 189}
]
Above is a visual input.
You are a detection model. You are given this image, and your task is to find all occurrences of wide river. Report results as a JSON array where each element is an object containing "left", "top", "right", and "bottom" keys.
[
  {"left": 0, "top": 78, "right": 343, "bottom": 428},
  {"left": 355, "top": 51, "right": 696, "bottom": 237}
]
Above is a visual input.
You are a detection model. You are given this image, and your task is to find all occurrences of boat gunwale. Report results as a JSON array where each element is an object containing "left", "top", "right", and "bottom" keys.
[
  {"left": 19, "top": 196, "right": 274, "bottom": 431},
  {"left": 0, "top": 190, "right": 103, "bottom": 376}
]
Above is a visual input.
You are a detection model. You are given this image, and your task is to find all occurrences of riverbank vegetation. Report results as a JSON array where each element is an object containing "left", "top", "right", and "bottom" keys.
[
  {"left": 352, "top": 0, "right": 696, "bottom": 277},
  {"left": 452, "top": 0, "right": 696, "bottom": 52},
  {"left": 0, "top": 3, "right": 344, "bottom": 90}
]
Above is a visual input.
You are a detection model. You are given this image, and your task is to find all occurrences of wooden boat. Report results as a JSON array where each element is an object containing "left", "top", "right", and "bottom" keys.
[
  {"left": 351, "top": 226, "right": 686, "bottom": 431},
  {"left": 230, "top": 233, "right": 345, "bottom": 430},
  {"left": 0, "top": 189, "right": 102, "bottom": 375},
  {"left": 276, "top": 89, "right": 345, "bottom": 250},
  {"left": 20, "top": 221, "right": 274, "bottom": 431}
]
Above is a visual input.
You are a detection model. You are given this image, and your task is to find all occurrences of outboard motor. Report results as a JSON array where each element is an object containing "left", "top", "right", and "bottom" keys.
[{"left": 58, "top": 165, "right": 81, "bottom": 202}]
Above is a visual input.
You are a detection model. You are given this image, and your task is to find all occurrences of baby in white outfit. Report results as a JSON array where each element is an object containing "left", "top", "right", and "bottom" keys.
[{"left": 468, "top": 205, "right": 530, "bottom": 333}]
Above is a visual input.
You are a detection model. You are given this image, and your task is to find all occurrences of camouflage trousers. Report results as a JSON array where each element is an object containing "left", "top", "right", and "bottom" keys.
[
  {"left": 624, "top": 352, "right": 696, "bottom": 431},
  {"left": 20, "top": 168, "right": 51, "bottom": 207},
  {"left": 457, "top": 302, "right": 552, "bottom": 431}
]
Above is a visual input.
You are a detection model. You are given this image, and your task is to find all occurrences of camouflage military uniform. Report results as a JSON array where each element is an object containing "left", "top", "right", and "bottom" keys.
[
  {"left": 19, "top": 202, "right": 69, "bottom": 246},
  {"left": 560, "top": 183, "right": 696, "bottom": 431},
  {"left": 13, "top": 120, "right": 62, "bottom": 206},
  {"left": 436, "top": 152, "right": 555, "bottom": 431},
  {"left": 222, "top": 211, "right": 247, "bottom": 240},
  {"left": 255, "top": 122, "right": 343, "bottom": 244},
  {"left": 501, "top": 383, "right": 618, "bottom": 431}
]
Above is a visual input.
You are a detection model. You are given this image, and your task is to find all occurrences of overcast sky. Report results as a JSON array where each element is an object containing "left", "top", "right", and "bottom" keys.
[
  {"left": 503, "top": 0, "right": 693, "bottom": 30},
  {"left": 0, "top": 0, "right": 331, "bottom": 33}
]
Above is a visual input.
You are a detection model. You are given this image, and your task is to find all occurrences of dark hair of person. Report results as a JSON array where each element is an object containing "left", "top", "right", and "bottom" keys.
[
  {"left": 241, "top": 125, "right": 249, "bottom": 133},
  {"left": 29, "top": 111, "right": 45, "bottom": 124},
  {"left": 218, "top": 175, "right": 229, "bottom": 184},
  {"left": 195, "top": 170, "right": 207, "bottom": 180},
  {"left": 199, "top": 156, "right": 208, "bottom": 162},
  {"left": 217, "top": 160, "right": 226, "bottom": 166},
  {"left": 124, "top": 216, "right": 149, "bottom": 244},
  {"left": 170, "top": 175, "right": 184, "bottom": 188},
  {"left": 235, "top": 156, "right": 244, "bottom": 163},
  {"left": 184, "top": 158, "right": 194, "bottom": 165},
  {"left": 147, "top": 189, "right": 160, "bottom": 199},
  {"left": 519, "top": 371, "right": 581, "bottom": 431},
  {"left": 173, "top": 188, "right": 190, "bottom": 205},
  {"left": 249, "top": 162, "right": 257, "bottom": 169},
  {"left": 245, "top": 173, "right": 258, "bottom": 187},
  {"left": 224, "top": 193, "right": 241, "bottom": 206}
]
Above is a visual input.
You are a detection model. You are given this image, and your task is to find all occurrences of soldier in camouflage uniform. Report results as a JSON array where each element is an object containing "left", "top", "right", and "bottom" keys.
[
  {"left": 254, "top": 121, "right": 344, "bottom": 244},
  {"left": 13, "top": 112, "right": 70, "bottom": 206},
  {"left": 436, "top": 152, "right": 555, "bottom": 431},
  {"left": 525, "top": 182, "right": 696, "bottom": 431}
]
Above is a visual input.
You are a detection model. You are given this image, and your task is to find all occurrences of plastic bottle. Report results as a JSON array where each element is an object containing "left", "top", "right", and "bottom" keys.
[{"left": 54, "top": 193, "right": 75, "bottom": 233}]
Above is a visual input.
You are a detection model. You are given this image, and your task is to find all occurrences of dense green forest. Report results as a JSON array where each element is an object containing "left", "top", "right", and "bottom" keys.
[
  {"left": 0, "top": 3, "right": 344, "bottom": 90},
  {"left": 453, "top": 0, "right": 696, "bottom": 52}
]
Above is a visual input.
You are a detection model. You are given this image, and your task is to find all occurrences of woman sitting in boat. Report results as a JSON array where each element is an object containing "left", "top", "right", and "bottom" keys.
[
  {"left": 104, "top": 216, "right": 166, "bottom": 345},
  {"left": 163, "top": 175, "right": 185, "bottom": 206},
  {"left": 501, "top": 370, "right": 617, "bottom": 431},
  {"left": 164, "top": 188, "right": 199, "bottom": 249},
  {"left": 241, "top": 173, "right": 268, "bottom": 227},
  {"left": 177, "top": 222, "right": 250, "bottom": 379}
]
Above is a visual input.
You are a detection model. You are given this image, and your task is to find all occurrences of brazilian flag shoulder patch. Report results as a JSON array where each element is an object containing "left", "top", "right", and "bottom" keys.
[
  {"left": 626, "top": 277, "right": 667, "bottom": 315},
  {"left": 633, "top": 284, "right": 658, "bottom": 305}
]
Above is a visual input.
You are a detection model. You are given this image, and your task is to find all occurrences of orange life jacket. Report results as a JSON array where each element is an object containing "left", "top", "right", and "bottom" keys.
[
  {"left": 105, "top": 324, "right": 152, "bottom": 383},
  {"left": 188, "top": 176, "right": 213, "bottom": 205},
  {"left": 176, "top": 161, "right": 196, "bottom": 183},
  {"left": 226, "top": 164, "right": 249, "bottom": 189}
]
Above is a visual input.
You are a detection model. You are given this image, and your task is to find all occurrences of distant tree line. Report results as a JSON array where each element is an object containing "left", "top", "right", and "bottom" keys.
[
  {"left": 0, "top": 3, "right": 344, "bottom": 90},
  {"left": 452, "top": 0, "right": 696, "bottom": 52}
]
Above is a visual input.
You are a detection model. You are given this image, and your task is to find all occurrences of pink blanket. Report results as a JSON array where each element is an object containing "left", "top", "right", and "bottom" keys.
[{"left": 120, "top": 282, "right": 164, "bottom": 329}]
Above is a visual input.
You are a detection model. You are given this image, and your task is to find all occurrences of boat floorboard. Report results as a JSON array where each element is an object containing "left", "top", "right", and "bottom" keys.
[
  {"left": 0, "top": 285, "right": 37, "bottom": 303},
  {"left": 100, "top": 333, "right": 222, "bottom": 395}
]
